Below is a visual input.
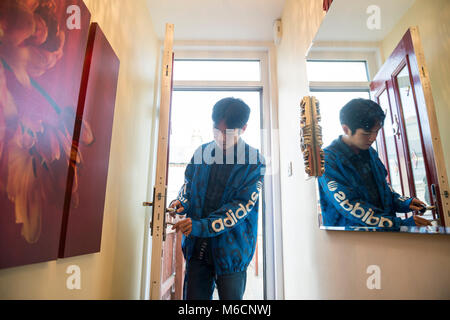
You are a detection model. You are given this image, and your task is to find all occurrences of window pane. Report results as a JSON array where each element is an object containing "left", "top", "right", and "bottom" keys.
[
  {"left": 307, "top": 61, "right": 369, "bottom": 82},
  {"left": 173, "top": 60, "right": 261, "bottom": 81},
  {"left": 311, "top": 91, "right": 371, "bottom": 148},
  {"left": 168, "top": 91, "right": 261, "bottom": 167}
]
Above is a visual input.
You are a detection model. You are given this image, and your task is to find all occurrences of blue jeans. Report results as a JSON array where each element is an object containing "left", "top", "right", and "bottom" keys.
[{"left": 184, "top": 258, "right": 247, "bottom": 300}]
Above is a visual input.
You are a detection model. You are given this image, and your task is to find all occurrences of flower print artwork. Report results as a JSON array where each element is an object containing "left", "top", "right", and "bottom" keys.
[
  {"left": 0, "top": 0, "right": 94, "bottom": 244},
  {"left": 0, "top": 0, "right": 92, "bottom": 268}
]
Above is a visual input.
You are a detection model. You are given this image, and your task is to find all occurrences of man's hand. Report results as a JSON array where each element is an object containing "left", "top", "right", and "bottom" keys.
[
  {"left": 169, "top": 200, "right": 185, "bottom": 218},
  {"left": 413, "top": 215, "right": 432, "bottom": 227},
  {"left": 172, "top": 218, "right": 192, "bottom": 236},
  {"left": 409, "top": 198, "right": 427, "bottom": 213}
]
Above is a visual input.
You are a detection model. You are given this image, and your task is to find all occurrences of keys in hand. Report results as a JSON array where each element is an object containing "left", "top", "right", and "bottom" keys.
[
  {"left": 168, "top": 200, "right": 191, "bottom": 236},
  {"left": 168, "top": 200, "right": 185, "bottom": 218},
  {"left": 409, "top": 198, "right": 427, "bottom": 213}
]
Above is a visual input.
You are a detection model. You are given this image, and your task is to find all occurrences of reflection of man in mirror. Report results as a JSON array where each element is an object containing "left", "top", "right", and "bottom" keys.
[
  {"left": 168, "top": 98, "right": 265, "bottom": 300},
  {"left": 318, "top": 99, "right": 431, "bottom": 229}
]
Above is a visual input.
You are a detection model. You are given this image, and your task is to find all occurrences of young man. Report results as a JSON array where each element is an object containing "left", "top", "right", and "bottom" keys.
[
  {"left": 169, "top": 97, "right": 265, "bottom": 300},
  {"left": 318, "top": 98, "right": 431, "bottom": 229}
]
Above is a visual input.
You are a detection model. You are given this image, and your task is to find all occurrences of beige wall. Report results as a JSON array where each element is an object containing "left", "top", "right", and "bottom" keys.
[
  {"left": 276, "top": 0, "right": 325, "bottom": 299},
  {"left": 380, "top": 0, "right": 450, "bottom": 189},
  {"left": 0, "top": 0, "right": 159, "bottom": 299},
  {"left": 277, "top": 0, "right": 450, "bottom": 299}
]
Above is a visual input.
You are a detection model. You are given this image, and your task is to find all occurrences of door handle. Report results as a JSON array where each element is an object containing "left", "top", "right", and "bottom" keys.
[
  {"left": 143, "top": 189, "right": 177, "bottom": 237},
  {"left": 392, "top": 114, "right": 401, "bottom": 138},
  {"left": 143, "top": 201, "right": 176, "bottom": 212},
  {"left": 430, "top": 184, "right": 440, "bottom": 221}
]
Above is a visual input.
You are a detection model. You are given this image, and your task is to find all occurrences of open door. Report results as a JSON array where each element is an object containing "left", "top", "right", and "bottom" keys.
[
  {"left": 371, "top": 27, "right": 450, "bottom": 226},
  {"left": 143, "top": 24, "right": 184, "bottom": 300}
]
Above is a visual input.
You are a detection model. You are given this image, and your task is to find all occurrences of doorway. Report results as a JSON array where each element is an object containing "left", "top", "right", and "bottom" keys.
[
  {"left": 371, "top": 27, "right": 450, "bottom": 226},
  {"left": 143, "top": 52, "right": 278, "bottom": 300},
  {"left": 168, "top": 89, "right": 264, "bottom": 299}
]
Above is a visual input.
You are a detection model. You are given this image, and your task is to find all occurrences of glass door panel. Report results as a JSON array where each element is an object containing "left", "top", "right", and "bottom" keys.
[
  {"left": 168, "top": 90, "right": 263, "bottom": 300},
  {"left": 395, "top": 65, "right": 431, "bottom": 209},
  {"left": 168, "top": 90, "right": 261, "bottom": 203},
  {"left": 371, "top": 28, "right": 447, "bottom": 226},
  {"left": 378, "top": 90, "right": 402, "bottom": 195}
]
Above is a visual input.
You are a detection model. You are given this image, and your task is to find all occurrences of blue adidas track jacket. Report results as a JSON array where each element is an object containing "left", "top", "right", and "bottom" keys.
[
  {"left": 318, "top": 137, "right": 416, "bottom": 229},
  {"left": 176, "top": 140, "right": 265, "bottom": 275}
]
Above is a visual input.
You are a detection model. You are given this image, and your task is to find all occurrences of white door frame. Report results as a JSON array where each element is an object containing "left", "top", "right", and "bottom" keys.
[{"left": 141, "top": 42, "right": 284, "bottom": 300}]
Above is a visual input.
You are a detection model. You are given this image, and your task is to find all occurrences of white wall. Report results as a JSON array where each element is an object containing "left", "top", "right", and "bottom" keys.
[
  {"left": 0, "top": 0, "right": 160, "bottom": 299},
  {"left": 277, "top": 0, "right": 450, "bottom": 299}
]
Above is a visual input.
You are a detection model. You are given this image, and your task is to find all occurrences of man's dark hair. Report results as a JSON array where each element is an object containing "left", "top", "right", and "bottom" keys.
[
  {"left": 339, "top": 98, "right": 386, "bottom": 135},
  {"left": 212, "top": 97, "right": 250, "bottom": 129}
]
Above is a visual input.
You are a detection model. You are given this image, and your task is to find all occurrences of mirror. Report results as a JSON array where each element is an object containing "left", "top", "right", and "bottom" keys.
[{"left": 307, "top": 0, "right": 450, "bottom": 234}]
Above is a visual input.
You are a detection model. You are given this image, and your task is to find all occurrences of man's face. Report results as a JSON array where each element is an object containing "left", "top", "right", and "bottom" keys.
[
  {"left": 213, "top": 120, "right": 245, "bottom": 150},
  {"left": 343, "top": 123, "right": 381, "bottom": 151}
]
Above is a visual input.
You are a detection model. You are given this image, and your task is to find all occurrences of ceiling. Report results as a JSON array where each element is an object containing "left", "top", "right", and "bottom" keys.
[
  {"left": 313, "top": 0, "right": 417, "bottom": 42},
  {"left": 146, "top": 0, "right": 286, "bottom": 41}
]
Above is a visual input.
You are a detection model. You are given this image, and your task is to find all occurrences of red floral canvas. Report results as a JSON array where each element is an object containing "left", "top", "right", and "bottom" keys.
[
  {"left": 323, "top": 0, "right": 333, "bottom": 12},
  {"left": 0, "top": 0, "right": 92, "bottom": 269},
  {"left": 59, "top": 23, "right": 119, "bottom": 258}
]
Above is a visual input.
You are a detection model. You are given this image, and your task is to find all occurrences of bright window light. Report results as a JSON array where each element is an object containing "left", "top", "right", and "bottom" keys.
[
  {"left": 173, "top": 60, "right": 261, "bottom": 81},
  {"left": 168, "top": 91, "right": 261, "bottom": 165},
  {"left": 312, "top": 91, "right": 371, "bottom": 148},
  {"left": 307, "top": 61, "right": 369, "bottom": 82}
]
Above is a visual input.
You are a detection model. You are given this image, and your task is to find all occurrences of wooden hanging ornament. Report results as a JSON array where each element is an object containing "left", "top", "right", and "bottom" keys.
[{"left": 300, "top": 96, "right": 325, "bottom": 177}]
